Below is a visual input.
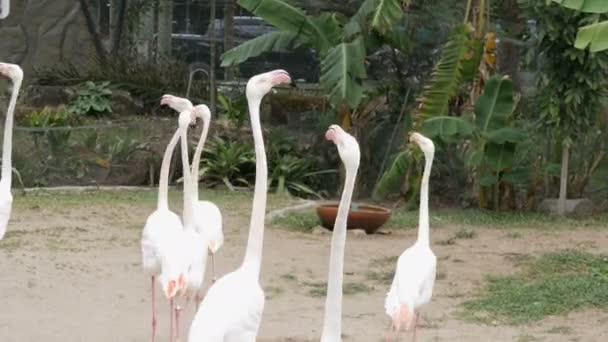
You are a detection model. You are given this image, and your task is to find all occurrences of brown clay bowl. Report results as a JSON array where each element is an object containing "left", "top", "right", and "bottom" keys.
[{"left": 316, "top": 201, "right": 392, "bottom": 234}]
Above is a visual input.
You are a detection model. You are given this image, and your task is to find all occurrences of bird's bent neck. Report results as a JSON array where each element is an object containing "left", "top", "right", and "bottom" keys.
[
  {"left": 179, "top": 125, "right": 194, "bottom": 227},
  {"left": 416, "top": 151, "right": 433, "bottom": 247},
  {"left": 191, "top": 118, "right": 210, "bottom": 201},
  {"left": 243, "top": 96, "right": 267, "bottom": 279},
  {"left": 320, "top": 162, "right": 358, "bottom": 342},
  {"left": 1, "top": 78, "right": 21, "bottom": 185},
  {"left": 157, "top": 130, "right": 180, "bottom": 210}
]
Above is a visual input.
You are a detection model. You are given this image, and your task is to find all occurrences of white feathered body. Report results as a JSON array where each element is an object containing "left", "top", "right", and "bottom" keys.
[
  {"left": 385, "top": 241, "right": 436, "bottom": 318},
  {"left": 141, "top": 209, "right": 186, "bottom": 279},
  {"left": 188, "top": 262, "right": 264, "bottom": 342},
  {"left": 0, "top": 179, "right": 12, "bottom": 240},
  {"left": 192, "top": 200, "right": 223, "bottom": 253},
  {"left": 181, "top": 228, "right": 209, "bottom": 298}
]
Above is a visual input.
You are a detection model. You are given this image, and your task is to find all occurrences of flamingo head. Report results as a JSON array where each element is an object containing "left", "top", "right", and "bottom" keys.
[
  {"left": 0, "top": 63, "right": 23, "bottom": 83},
  {"left": 325, "top": 124, "right": 360, "bottom": 171},
  {"left": 160, "top": 94, "right": 193, "bottom": 114},
  {"left": 246, "top": 69, "right": 292, "bottom": 100},
  {"left": 192, "top": 104, "right": 211, "bottom": 125},
  {"left": 409, "top": 132, "right": 435, "bottom": 155}
]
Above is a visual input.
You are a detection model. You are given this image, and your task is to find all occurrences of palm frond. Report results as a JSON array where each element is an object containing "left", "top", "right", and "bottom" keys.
[
  {"left": 320, "top": 36, "right": 367, "bottom": 108},
  {"left": 415, "top": 23, "right": 471, "bottom": 125},
  {"left": 372, "top": 150, "right": 410, "bottom": 200},
  {"left": 221, "top": 31, "right": 301, "bottom": 66}
]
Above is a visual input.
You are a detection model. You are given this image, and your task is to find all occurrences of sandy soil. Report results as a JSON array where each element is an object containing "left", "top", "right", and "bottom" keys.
[{"left": 1, "top": 190, "right": 607, "bottom": 342}]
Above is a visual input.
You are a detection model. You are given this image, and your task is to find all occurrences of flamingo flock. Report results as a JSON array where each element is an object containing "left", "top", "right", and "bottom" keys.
[{"left": 0, "top": 63, "right": 438, "bottom": 341}]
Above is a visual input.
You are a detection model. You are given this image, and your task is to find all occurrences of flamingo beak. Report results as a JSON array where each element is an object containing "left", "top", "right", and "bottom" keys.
[{"left": 270, "top": 70, "right": 292, "bottom": 86}]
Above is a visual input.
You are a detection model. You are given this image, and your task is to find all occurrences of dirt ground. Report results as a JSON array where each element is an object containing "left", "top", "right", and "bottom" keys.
[{"left": 0, "top": 189, "right": 607, "bottom": 342}]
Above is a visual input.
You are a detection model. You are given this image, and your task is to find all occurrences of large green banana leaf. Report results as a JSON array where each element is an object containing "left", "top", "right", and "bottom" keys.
[
  {"left": 421, "top": 116, "right": 474, "bottom": 139},
  {"left": 475, "top": 75, "right": 514, "bottom": 133},
  {"left": 575, "top": 20, "right": 608, "bottom": 52},
  {"left": 344, "top": 0, "right": 407, "bottom": 37},
  {"left": 416, "top": 24, "right": 471, "bottom": 123},
  {"left": 221, "top": 31, "right": 301, "bottom": 66},
  {"left": 320, "top": 37, "right": 367, "bottom": 108},
  {"left": 551, "top": 0, "right": 608, "bottom": 13},
  {"left": 372, "top": 151, "right": 409, "bottom": 200},
  {"left": 551, "top": 0, "right": 608, "bottom": 52},
  {"left": 237, "top": 0, "right": 331, "bottom": 52}
]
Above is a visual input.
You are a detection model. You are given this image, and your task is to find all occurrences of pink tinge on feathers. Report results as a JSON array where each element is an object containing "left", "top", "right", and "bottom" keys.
[{"left": 325, "top": 128, "right": 337, "bottom": 142}]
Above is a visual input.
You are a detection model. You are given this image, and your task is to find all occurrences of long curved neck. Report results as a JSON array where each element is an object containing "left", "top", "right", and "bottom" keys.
[
  {"left": 179, "top": 125, "right": 193, "bottom": 227},
  {"left": 190, "top": 117, "right": 210, "bottom": 200},
  {"left": 320, "top": 162, "right": 357, "bottom": 342},
  {"left": 417, "top": 150, "right": 434, "bottom": 246},
  {"left": 2, "top": 77, "right": 21, "bottom": 184},
  {"left": 243, "top": 96, "right": 267, "bottom": 277},
  {"left": 157, "top": 130, "right": 180, "bottom": 210}
]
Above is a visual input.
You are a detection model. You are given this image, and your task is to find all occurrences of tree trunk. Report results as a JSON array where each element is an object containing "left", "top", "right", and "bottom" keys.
[
  {"left": 157, "top": 0, "right": 173, "bottom": 59},
  {"left": 111, "top": 0, "right": 129, "bottom": 56},
  {"left": 209, "top": 0, "right": 217, "bottom": 114},
  {"left": 558, "top": 142, "right": 569, "bottom": 215},
  {"left": 79, "top": 0, "right": 108, "bottom": 64},
  {"left": 223, "top": 0, "right": 236, "bottom": 80}
]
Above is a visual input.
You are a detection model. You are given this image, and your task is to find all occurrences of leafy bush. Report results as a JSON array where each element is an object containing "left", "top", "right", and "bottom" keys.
[
  {"left": 199, "top": 136, "right": 255, "bottom": 191},
  {"left": 22, "top": 107, "right": 74, "bottom": 158},
  {"left": 217, "top": 92, "right": 248, "bottom": 128},
  {"left": 68, "top": 81, "right": 113, "bottom": 116}
]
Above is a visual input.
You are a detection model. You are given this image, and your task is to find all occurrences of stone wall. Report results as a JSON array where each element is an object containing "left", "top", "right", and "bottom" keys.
[{"left": 0, "top": 0, "right": 95, "bottom": 82}]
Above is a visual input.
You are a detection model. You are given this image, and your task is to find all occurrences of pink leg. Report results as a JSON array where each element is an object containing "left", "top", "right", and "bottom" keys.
[
  {"left": 195, "top": 293, "right": 201, "bottom": 312},
  {"left": 169, "top": 299, "right": 174, "bottom": 342},
  {"left": 175, "top": 305, "right": 182, "bottom": 342},
  {"left": 412, "top": 312, "right": 420, "bottom": 342},
  {"left": 385, "top": 320, "right": 394, "bottom": 342},
  {"left": 211, "top": 252, "right": 217, "bottom": 283},
  {"left": 151, "top": 276, "right": 157, "bottom": 342}
]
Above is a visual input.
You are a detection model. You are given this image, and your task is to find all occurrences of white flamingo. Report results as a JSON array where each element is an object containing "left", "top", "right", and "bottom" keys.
[
  {"left": 141, "top": 103, "right": 194, "bottom": 342},
  {"left": 0, "top": 62, "right": 22, "bottom": 240},
  {"left": 190, "top": 104, "right": 223, "bottom": 285},
  {"left": 188, "top": 69, "right": 292, "bottom": 341},
  {"left": 385, "top": 132, "right": 436, "bottom": 342},
  {"left": 160, "top": 97, "right": 224, "bottom": 295},
  {"left": 320, "top": 125, "right": 360, "bottom": 342},
  {"left": 175, "top": 108, "right": 208, "bottom": 341}
]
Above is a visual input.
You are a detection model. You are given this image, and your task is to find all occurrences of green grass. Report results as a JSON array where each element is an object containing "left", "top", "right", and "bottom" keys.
[
  {"left": 304, "top": 281, "right": 374, "bottom": 297},
  {"left": 385, "top": 208, "right": 608, "bottom": 230},
  {"left": 462, "top": 250, "right": 608, "bottom": 325},
  {"left": 455, "top": 228, "right": 477, "bottom": 239},
  {"left": 546, "top": 326, "right": 573, "bottom": 334},
  {"left": 271, "top": 211, "right": 319, "bottom": 232}
]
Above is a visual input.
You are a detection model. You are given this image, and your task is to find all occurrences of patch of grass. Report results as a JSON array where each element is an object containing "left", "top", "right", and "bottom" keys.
[
  {"left": 384, "top": 207, "right": 608, "bottom": 230},
  {"left": 0, "top": 229, "right": 28, "bottom": 251},
  {"left": 455, "top": 228, "right": 477, "bottom": 239},
  {"left": 366, "top": 256, "right": 397, "bottom": 285},
  {"left": 462, "top": 250, "right": 608, "bottom": 325},
  {"left": 546, "top": 326, "right": 573, "bottom": 335},
  {"left": 272, "top": 211, "right": 319, "bottom": 232},
  {"left": 516, "top": 335, "right": 544, "bottom": 342},
  {"left": 304, "top": 281, "right": 373, "bottom": 297},
  {"left": 507, "top": 232, "right": 522, "bottom": 239}
]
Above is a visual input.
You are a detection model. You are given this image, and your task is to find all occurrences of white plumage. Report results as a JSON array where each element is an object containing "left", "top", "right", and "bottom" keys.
[
  {"left": 0, "top": 62, "right": 22, "bottom": 240},
  {"left": 188, "top": 69, "right": 292, "bottom": 342},
  {"left": 385, "top": 132, "right": 436, "bottom": 341}
]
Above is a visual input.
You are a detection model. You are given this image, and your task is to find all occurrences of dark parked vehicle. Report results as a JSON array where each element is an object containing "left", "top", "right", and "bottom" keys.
[{"left": 172, "top": 17, "right": 320, "bottom": 82}]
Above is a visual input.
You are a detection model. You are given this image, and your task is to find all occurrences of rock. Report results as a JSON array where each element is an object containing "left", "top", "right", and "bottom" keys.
[
  {"left": 111, "top": 90, "right": 144, "bottom": 115},
  {"left": 347, "top": 229, "right": 368, "bottom": 238},
  {"left": 26, "top": 85, "right": 71, "bottom": 107},
  {"left": 312, "top": 225, "right": 331, "bottom": 235},
  {"left": 538, "top": 198, "right": 594, "bottom": 216}
]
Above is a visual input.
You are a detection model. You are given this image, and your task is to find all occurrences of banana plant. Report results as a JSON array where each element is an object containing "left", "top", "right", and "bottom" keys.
[
  {"left": 421, "top": 75, "right": 526, "bottom": 209},
  {"left": 221, "top": 0, "right": 407, "bottom": 109},
  {"left": 551, "top": 0, "right": 608, "bottom": 52}
]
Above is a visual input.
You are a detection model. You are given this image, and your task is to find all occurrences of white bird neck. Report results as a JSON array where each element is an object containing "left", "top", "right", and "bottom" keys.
[
  {"left": 321, "top": 162, "right": 358, "bottom": 342},
  {"left": 179, "top": 123, "right": 194, "bottom": 227},
  {"left": 417, "top": 150, "right": 434, "bottom": 246},
  {"left": 157, "top": 130, "right": 180, "bottom": 210},
  {"left": 190, "top": 116, "right": 210, "bottom": 201},
  {"left": 1, "top": 77, "right": 21, "bottom": 184},
  {"left": 242, "top": 96, "right": 267, "bottom": 278}
]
